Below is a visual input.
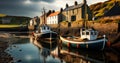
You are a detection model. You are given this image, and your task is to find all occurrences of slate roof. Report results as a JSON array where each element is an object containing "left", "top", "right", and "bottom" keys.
[{"left": 63, "top": 3, "right": 84, "bottom": 11}]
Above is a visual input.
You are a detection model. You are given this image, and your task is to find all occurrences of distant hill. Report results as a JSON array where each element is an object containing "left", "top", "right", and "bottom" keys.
[
  {"left": 0, "top": 14, "right": 6, "bottom": 17},
  {"left": 90, "top": 0, "right": 120, "bottom": 19},
  {"left": 0, "top": 14, "right": 31, "bottom": 25}
]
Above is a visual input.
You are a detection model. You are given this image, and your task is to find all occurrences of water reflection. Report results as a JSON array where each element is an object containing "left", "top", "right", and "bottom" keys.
[
  {"left": 60, "top": 45, "right": 120, "bottom": 63},
  {"left": 60, "top": 47, "right": 105, "bottom": 63},
  {"left": 6, "top": 35, "right": 120, "bottom": 63},
  {"left": 30, "top": 36, "right": 105, "bottom": 63},
  {"left": 30, "top": 35, "right": 64, "bottom": 63}
]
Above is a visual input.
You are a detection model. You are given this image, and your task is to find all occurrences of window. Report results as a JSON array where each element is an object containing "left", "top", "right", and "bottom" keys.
[
  {"left": 72, "top": 9, "right": 74, "bottom": 14},
  {"left": 86, "top": 32, "right": 89, "bottom": 35},
  {"left": 71, "top": 15, "right": 76, "bottom": 21},
  {"left": 82, "top": 32, "right": 85, "bottom": 35},
  {"left": 47, "top": 27, "right": 49, "bottom": 30},
  {"left": 94, "top": 32, "right": 97, "bottom": 35},
  {"left": 43, "top": 27, "right": 45, "bottom": 30},
  {"left": 91, "top": 32, "right": 93, "bottom": 35}
]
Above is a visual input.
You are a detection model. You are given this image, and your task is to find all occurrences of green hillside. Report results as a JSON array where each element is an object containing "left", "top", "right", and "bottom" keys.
[
  {"left": 0, "top": 15, "right": 31, "bottom": 25},
  {"left": 0, "top": 14, "right": 6, "bottom": 17},
  {"left": 90, "top": 0, "right": 120, "bottom": 19}
]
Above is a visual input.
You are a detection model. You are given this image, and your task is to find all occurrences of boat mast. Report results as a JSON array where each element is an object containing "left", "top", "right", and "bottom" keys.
[
  {"left": 83, "top": 0, "right": 87, "bottom": 29},
  {"left": 43, "top": 8, "right": 46, "bottom": 24}
]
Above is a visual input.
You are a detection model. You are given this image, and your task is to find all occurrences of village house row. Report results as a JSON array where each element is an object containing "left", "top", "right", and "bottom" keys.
[{"left": 30, "top": 0, "right": 93, "bottom": 26}]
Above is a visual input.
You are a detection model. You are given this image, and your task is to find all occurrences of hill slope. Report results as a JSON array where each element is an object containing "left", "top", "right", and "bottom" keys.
[
  {"left": 0, "top": 14, "right": 6, "bottom": 17},
  {"left": 90, "top": 0, "right": 120, "bottom": 19}
]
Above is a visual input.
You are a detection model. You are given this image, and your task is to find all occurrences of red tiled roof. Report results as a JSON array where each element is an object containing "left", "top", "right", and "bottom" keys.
[{"left": 48, "top": 11, "right": 60, "bottom": 17}]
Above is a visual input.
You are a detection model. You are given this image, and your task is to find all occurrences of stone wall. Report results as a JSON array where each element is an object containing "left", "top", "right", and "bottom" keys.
[
  {"left": 49, "top": 22, "right": 119, "bottom": 43},
  {"left": 43, "top": 22, "right": 119, "bottom": 34},
  {"left": 89, "top": 22, "right": 118, "bottom": 33}
]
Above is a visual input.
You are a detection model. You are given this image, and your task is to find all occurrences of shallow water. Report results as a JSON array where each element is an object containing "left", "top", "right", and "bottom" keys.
[{"left": 5, "top": 35, "right": 120, "bottom": 63}]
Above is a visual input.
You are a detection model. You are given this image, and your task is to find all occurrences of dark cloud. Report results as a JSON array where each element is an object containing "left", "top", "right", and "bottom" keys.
[
  {"left": 0, "top": 0, "right": 23, "bottom": 4},
  {"left": 39, "top": 0, "right": 55, "bottom": 3},
  {"left": 0, "top": 0, "right": 55, "bottom": 3},
  {"left": 0, "top": 0, "right": 55, "bottom": 17},
  {"left": 0, "top": 4, "right": 41, "bottom": 17}
]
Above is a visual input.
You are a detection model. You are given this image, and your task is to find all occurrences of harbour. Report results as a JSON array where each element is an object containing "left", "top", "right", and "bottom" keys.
[
  {"left": 0, "top": 0, "right": 120, "bottom": 63},
  {"left": 0, "top": 32, "right": 120, "bottom": 63}
]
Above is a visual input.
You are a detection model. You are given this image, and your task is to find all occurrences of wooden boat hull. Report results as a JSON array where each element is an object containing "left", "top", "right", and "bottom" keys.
[
  {"left": 33, "top": 32, "right": 58, "bottom": 42},
  {"left": 38, "top": 32, "right": 57, "bottom": 41},
  {"left": 60, "top": 36, "right": 108, "bottom": 50}
]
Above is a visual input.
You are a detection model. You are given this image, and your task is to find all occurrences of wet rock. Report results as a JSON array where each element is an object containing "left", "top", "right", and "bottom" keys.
[
  {"left": 17, "top": 60, "right": 22, "bottom": 62},
  {"left": 13, "top": 45, "right": 17, "bottom": 48},
  {"left": 19, "top": 49, "right": 22, "bottom": 51}
]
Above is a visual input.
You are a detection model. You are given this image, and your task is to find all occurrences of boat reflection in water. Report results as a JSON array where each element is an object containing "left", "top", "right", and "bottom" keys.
[
  {"left": 30, "top": 36, "right": 120, "bottom": 63},
  {"left": 60, "top": 46, "right": 105, "bottom": 63},
  {"left": 30, "top": 36, "right": 103, "bottom": 63},
  {"left": 60, "top": 45, "right": 120, "bottom": 63},
  {"left": 30, "top": 36, "right": 64, "bottom": 63}
]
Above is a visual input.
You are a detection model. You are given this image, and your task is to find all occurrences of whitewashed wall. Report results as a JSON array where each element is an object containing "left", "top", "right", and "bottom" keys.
[{"left": 47, "top": 15, "right": 59, "bottom": 24}]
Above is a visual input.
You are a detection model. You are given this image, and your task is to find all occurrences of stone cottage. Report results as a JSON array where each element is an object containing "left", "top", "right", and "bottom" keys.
[{"left": 61, "top": 0, "right": 92, "bottom": 22}]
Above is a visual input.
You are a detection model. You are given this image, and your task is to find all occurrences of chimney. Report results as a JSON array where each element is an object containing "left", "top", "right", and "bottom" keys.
[
  {"left": 66, "top": 3, "right": 69, "bottom": 8},
  {"left": 60, "top": 8, "right": 63, "bottom": 12},
  {"left": 83, "top": 0, "right": 86, "bottom": 4},
  {"left": 75, "top": 1, "right": 78, "bottom": 6},
  {"left": 52, "top": 10, "right": 55, "bottom": 13}
]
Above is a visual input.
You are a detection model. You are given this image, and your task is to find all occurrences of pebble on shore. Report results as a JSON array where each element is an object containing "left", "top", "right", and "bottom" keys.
[
  {"left": 0, "top": 42, "right": 13, "bottom": 63},
  {"left": 0, "top": 33, "right": 14, "bottom": 63}
]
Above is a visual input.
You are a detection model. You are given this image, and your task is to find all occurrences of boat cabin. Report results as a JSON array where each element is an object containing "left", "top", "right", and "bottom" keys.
[
  {"left": 80, "top": 28, "right": 98, "bottom": 40},
  {"left": 40, "top": 24, "right": 51, "bottom": 33},
  {"left": 36, "top": 24, "right": 51, "bottom": 33}
]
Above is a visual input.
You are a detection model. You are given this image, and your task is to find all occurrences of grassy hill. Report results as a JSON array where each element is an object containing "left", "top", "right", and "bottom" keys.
[
  {"left": 0, "top": 25, "right": 22, "bottom": 28},
  {"left": 0, "top": 15, "right": 31, "bottom": 24},
  {"left": 0, "top": 14, "right": 6, "bottom": 17},
  {"left": 90, "top": 0, "right": 120, "bottom": 19}
]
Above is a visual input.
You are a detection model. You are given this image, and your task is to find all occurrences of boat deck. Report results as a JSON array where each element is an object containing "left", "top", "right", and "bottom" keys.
[{"left": 62, "top": 36, "right": 104, "bottom": 42}]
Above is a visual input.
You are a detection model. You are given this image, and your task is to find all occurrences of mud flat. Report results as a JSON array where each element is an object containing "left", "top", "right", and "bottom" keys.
[
  {"left": 0, "top": 41, "right": 13, "bottom": 63},
  {"left": 0, "top": 33, "right": 14, "bottom": 63}
]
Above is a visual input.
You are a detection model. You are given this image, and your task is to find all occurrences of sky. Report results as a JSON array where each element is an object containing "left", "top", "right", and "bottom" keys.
[{"left": 0, "top": 0, "right": 107, "bottom": 18}]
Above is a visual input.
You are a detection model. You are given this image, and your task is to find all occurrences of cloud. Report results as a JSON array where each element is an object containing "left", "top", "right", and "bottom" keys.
[
  {"left": 31, "top": 0, "right": 55, "bottom": 3},
  {"left": 0, "top": 0, "right": 56, "bottom": 17},
  {"left": 0, "top": 0, "right": 107, "bottom": 17},
  {"left": 0, "top": 0, "right": 55, "bottom": 3}
]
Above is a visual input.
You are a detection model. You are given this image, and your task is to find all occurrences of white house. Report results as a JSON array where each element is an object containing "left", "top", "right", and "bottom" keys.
[
  {"left": 29, "top": 19, "right": 34, "bottom": 26},
  {"left": 29, "top": 19, "right": 37, "bottom": 26},
  {"left": 47, "top": 11, "right": 61, "bottom": 24}
]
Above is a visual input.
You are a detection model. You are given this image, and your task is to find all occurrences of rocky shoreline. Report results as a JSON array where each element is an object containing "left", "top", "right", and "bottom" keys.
[
  {"left": 0, "top": 42, "right": 13, "bottom": 63},
  {"left": 0, "top": 33, "right": 14, "bottom": 63}
]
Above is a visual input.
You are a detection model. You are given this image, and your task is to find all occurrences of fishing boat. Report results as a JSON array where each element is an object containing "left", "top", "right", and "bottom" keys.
[
  {"left": 60, "top": 0, "right": 108, "bottom": 50},
  {"left": 60, "top": 28, "right": 108, "bottom": 50},
  {"left": 33, "top": 24, "right": 58, "bottom": 41},
  {"left": 32, "top": 8, "right": 58, "bottom": 42}
]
